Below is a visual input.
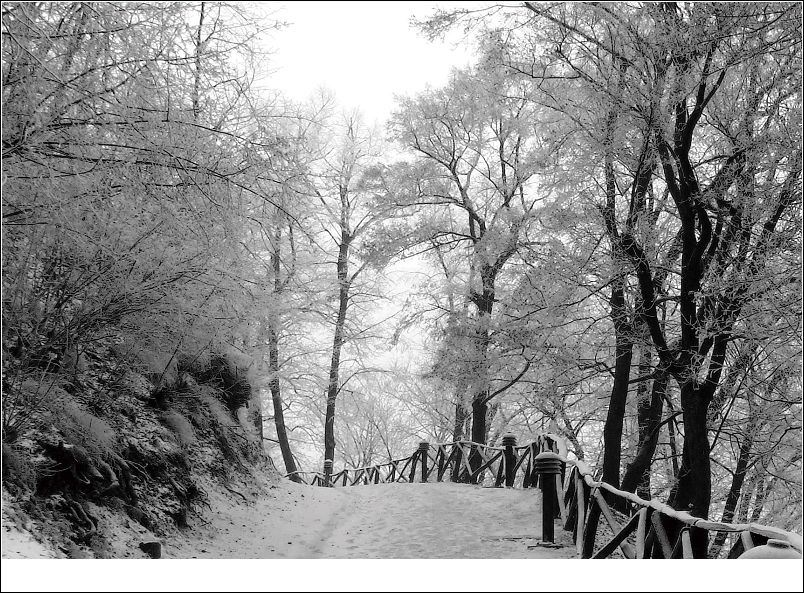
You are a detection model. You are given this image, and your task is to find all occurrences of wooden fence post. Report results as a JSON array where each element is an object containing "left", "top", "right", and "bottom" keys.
[
  {"left": 468, "top": 443, "right": 480, "bottom": 484},
  {"left": 581, "top": 492, "right": 602, "bottom": 559},
  {"left": 323, "top": 460, "right": 333, "bottom": 487},
  {"left": 574, "top": 471, "right": 586, "bottom": 555},
  {"left": 450, "top": 443, "right": 462, "bottom": 483},
  {"left": 502, "top": 433, "right": 517, "bottom": 488},
  {"left": 436, "top": 447, "right": 445, "bottom": 482},
  {"left": 419, "top": 442, "right": 430, "bottom": 483},
  {"left": 528, "top": 442, "right": 539, "bottom": 488}
]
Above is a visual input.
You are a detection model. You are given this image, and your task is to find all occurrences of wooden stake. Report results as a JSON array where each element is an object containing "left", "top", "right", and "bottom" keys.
[
  {"left": 409, "top": 452, "right": 418, "bottom": 483},
  {"left": 581, "top": 494, "right": 600, "bottom": 559},
  {"left": 592, "top": 489, "right": 634, "bottom": 558},
  {"left": 650, "top": 512, "right": 674, "bottom": 558},
  {"left": 592, "top": 511, "right": 641, "bottom": 559},
  {"left": 681, "top": 528, "right": 693, "bottom": 559},
  {"left": 635, "top": 508, "right": 649, "bottom": 559},
  {"left": 575, "top": 473, "right": 586, "bottom": 555}
]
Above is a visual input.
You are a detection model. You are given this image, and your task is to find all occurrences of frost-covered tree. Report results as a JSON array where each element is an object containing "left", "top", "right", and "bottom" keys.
[
  {"left": 415, "top": 3, "right": 802, "bottom": 546},
  {"left": 388, "top": 62, "right": 556, "bottom": 478},
  {"left": 1, "top": 2, "right": 286, "bottom": 437}
]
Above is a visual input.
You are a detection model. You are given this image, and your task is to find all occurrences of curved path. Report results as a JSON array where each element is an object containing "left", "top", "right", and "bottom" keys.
[{"left": 167, "top": 480, "right": 574, "bottom": 559}]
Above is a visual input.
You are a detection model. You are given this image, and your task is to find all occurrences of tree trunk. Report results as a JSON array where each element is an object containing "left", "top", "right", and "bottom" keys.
[
  {"left": 670, "top": 383, "right": 712, "bottom": 518},
  {"left": 323, "top": 237, "right": 350, "bottom": 479},
  {"left": 666, "top": 409, "right": 680, "bottom": 479},
  {"left": 632, "top": 331, "right": 653, "bottom": 498},
  {"left": 192, "top": 2, "right": 205, "bottom": 121},
  {"left": 452, "top": 401, "right": 467, "bottom": 442},
  {"left": 467, "top": 263, "right": 497, "bottom": 478},
  {"left": 468, "top": 397, "right": 488, "bottom": 484},
  {"left": 450, "top": 401, "right": 469, "bottom": 482},
  {"left": 601, "top": 276, "right": 632, "bottom": 489},
  {"left": 621, "top": 369, "right": 667, "bottom": 496},
  {"left": 485, "top": 401, "right": 500, "bottom": 443},
  {"left": 268, "top": 319, "right": 298, "bottom": 481},
  {"left": 451, "top": 401, "right": 467, "bottom": 482},
  {"left": 736, "top": 471, "right": 756, "bottom": 524},
  {"left": 750, "top": 474, "right": 768, "bottom": 523},
  {"left": 669, "top": 382, "right": 712, "bottom": 557},
  {"left": 267, "top": 225, "right": 298, "bottom": 480},
  {"left": 709, "top": 424, "right": 755, "bottom": 556},
  {"left": 598, "top": 64, "right": 633, "bottom": 491}
]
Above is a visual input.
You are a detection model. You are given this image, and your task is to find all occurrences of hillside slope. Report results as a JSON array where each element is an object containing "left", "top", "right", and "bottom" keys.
[{"left": 1, "top": 339, "right": 274, "bottom": 559}]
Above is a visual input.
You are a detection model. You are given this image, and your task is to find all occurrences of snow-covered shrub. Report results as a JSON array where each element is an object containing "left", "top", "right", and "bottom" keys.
[
  {"left": 161, "top": 410, "right": 196, "bottom": 447},
  {"left": 44, "top": 397, "right": 118, "bottom": 458},
  {"left": 2, "top": 443, "right": 37, "bottom": 493},
  {"left": 180, "top": 353, "right": 253, "bottom": 415},
  {"left": 1, "top": 377, "right": 66, "bottom": 443},
  {"left": 113, "top": 340, "right": 179, "bottom": 391}
]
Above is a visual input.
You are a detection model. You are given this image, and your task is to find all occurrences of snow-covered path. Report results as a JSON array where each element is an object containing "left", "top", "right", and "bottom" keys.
[{"left": 167, "top": 480, "right": 575, "bottom": 559}]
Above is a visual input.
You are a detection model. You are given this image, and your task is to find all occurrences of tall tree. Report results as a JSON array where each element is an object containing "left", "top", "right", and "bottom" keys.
[
  {"left": 303, "top": 111, "right": 395, "bottom": 480},
  {"left": 389, "top": 62, "right": 550, "bottom": 478}
]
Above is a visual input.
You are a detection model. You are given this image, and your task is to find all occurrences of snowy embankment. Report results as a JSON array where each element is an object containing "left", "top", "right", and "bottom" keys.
[
  {"left": 166, "top": 480, "right": 575, "bottom": 559},
  {"left": 2, "top": 499, "right": 59, "bottom": 559}
]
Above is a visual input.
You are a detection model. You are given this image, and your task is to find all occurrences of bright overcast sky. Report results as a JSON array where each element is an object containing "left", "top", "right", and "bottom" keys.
[{"left": 263, "top": 1, "right": 492, "bottom": 125}]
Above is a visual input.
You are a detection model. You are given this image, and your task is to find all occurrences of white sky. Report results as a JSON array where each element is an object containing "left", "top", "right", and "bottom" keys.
[
  {"left": 255, "top": 1, "right": 494, "bottom": 377},
  {"left": 263, "top": 1, "right": 490, "bottom": 125}
]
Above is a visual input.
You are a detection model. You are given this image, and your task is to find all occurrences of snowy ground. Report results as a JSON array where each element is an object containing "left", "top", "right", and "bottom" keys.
[
  {"left": 167, "top": 480, "right": 575, "bottom": 559},
  {"left": 2, "top": 500, "right": 59, "bottom": 559}
]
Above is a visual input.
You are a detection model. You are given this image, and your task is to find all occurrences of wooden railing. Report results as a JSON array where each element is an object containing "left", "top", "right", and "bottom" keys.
[
  {"left": 287, "top": 434, "right": 564, "bottom": 489},
  {"left": 286, "top": 433, "right": 803, "bottom": 559},
  {"left": 562, "top": 459, "right": 802, "bottom": 559}
]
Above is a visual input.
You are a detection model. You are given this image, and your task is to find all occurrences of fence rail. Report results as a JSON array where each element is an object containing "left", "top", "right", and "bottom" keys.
[{"left": 285, "top": 433, "right": 803, "bottom": 559}]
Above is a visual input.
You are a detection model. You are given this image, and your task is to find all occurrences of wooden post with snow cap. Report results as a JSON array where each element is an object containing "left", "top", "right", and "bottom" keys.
[
  {"left": 502, "top": 433, "right": 517, "bottom": 488},
  {"left": 323, "top": 459, "right": 333, "bottom": 487},
  {"left": 533, "top": 451, "right": 564, "bottom": 543},
  {"left": 418, "top": 441, "right": 430, "bottom": 483}
]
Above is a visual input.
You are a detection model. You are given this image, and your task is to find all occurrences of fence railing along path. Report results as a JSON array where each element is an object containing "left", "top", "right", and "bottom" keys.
[{"left": 286, "top": 433, "right": 803, "bottom": 559}]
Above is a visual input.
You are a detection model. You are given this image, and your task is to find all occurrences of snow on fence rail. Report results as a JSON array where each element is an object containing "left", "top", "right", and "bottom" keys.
[{"left": 285, "top": 433, "right": 802, "bottom": 559}]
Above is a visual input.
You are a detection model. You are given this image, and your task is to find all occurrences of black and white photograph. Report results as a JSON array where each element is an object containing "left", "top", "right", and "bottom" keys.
[{"left": 1, "top": 1, "right": 802, "bottom": 591}]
